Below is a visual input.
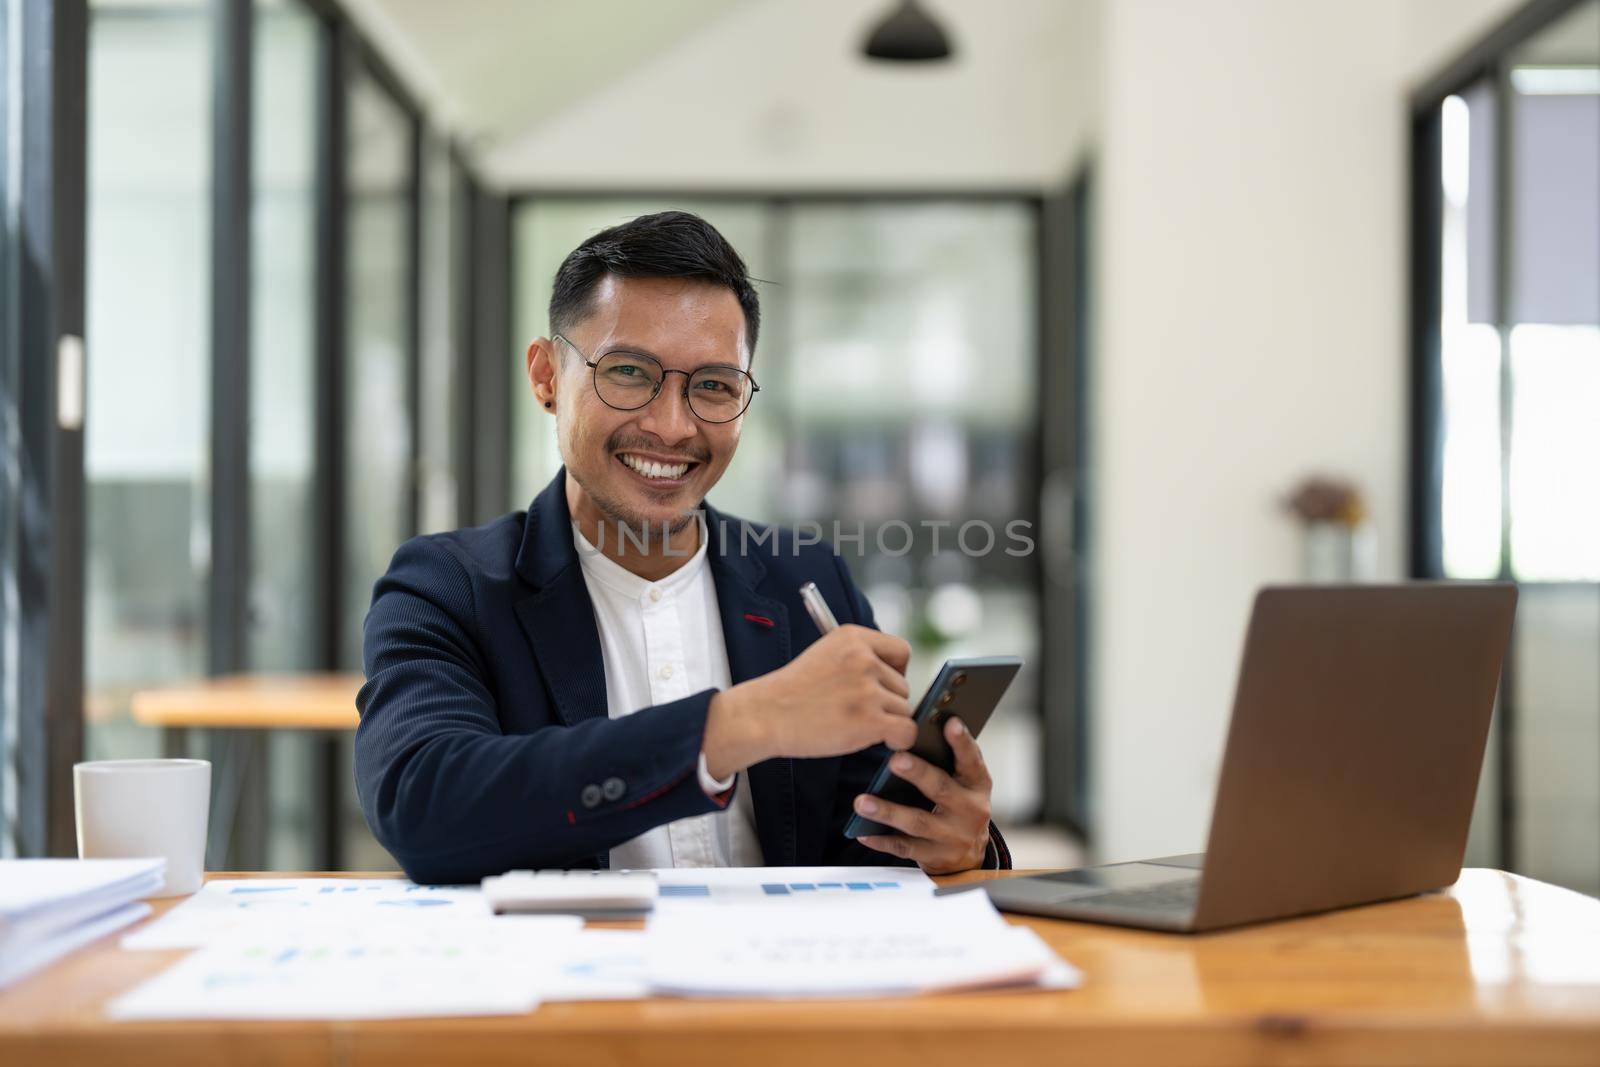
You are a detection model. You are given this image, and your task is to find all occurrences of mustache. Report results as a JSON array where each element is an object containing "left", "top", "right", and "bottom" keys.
[{"left": 608, "top": 435, "right": 710, "bottom": 464}]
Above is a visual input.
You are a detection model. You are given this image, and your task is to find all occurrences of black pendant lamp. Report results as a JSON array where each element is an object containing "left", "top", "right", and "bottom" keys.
[{"left": 862, "top": 0, "right": 954, "bottom": 62}]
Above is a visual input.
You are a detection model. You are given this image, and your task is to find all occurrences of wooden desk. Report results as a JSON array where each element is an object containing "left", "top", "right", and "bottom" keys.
[
  {"left": 129, "top": 673, "right": 363, "bottom": 732},
  {"left": 2, "top": 868, "right": 1598, "bottom": 1066},
  {"left": 129, "top": 673, "right": 362, "bottom": 871}
]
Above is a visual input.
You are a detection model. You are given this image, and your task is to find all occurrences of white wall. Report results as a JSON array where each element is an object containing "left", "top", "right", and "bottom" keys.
[{"left": 1089, "top": 0, "right": 1523, "bottom": 862}]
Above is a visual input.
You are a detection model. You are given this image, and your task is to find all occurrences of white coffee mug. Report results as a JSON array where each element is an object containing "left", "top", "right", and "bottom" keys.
[{"left": 74, "top": 759, "right": 211, "bottom": 897}]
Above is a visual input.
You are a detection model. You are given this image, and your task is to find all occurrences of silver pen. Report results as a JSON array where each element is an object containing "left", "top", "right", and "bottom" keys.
[{"left": 798, "top": 581, "right": 839, "bottom": 634}]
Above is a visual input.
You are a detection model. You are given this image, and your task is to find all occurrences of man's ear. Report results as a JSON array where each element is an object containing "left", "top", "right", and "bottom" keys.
[{"left": 528, "top": 337, "right": 558, "bottom": 410}]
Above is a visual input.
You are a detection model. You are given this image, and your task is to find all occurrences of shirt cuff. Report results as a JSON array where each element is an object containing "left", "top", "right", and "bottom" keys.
[{"left": 697, "top": 751, "right": 736, "bottom": 797}]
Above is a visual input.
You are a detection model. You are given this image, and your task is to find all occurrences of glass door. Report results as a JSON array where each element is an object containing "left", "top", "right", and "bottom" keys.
[
  {"left": 251, "top": 0, "right": 324, "bottom": 871},
  {"left": 1, "top": 0, "right": 17, "bottom": 857},
  {"left": 83, "top": 0, "right": 213, "bottom": 765},
  {"left": 250, "top": 0, "right": 320, "bottom": 675},
  {"left": 338, "top": 52, "right": 417, "bottom": 869},
  {"left": 340, "top": 57, "right": 415, "bottom": 670},
  {"left": 1500, "top": 2, "right": 1599, "bottom": 897},
  {"left": 1419, "top": 0, "right": 1600, "bottom": 895}
]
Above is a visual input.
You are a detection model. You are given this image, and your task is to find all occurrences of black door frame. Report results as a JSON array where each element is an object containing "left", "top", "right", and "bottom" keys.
[
  {"left": 12, "top": 0, "right": 89, "bottom": 857},
  {"left": 1039, "top": 167, "right": 1093, "bottom": 840}
]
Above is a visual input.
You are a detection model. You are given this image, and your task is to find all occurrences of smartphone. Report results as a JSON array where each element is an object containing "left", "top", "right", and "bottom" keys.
[{"left": 842, "top": 655, "right": 1023, "bottom": 839}]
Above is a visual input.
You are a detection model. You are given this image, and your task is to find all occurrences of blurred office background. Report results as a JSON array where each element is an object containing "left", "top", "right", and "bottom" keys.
[{"left": 1, "top": 0, "right": 1595, "bottom": 895}]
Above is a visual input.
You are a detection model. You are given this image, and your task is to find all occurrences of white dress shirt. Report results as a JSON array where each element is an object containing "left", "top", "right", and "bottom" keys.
[{"left": 572, "top": 517, "right": 765, "bottom": 869}]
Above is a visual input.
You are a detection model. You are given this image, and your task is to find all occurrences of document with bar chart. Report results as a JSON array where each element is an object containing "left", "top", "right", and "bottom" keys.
[
  {"left": 121, "top": 879, "right": 492, "bottom": 950},
  {"left": 642, "top": 866, "right": 934, "bottom": 907}
]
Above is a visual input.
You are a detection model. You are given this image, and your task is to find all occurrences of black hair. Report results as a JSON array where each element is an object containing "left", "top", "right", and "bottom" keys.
[{"left": 548, "top": 210, "right": 761, "bottom": 358}]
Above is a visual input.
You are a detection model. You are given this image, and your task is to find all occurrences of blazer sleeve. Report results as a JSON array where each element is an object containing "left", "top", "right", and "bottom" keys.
[
  {"left": 819, "top": 552, "right": 1013, "bottom": 871},
  {"left": 354, "top": 537, "right": 732, "bottom": 884}
]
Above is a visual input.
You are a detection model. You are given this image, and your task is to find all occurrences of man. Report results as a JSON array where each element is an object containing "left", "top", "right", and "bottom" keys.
[{"left": 355, "top": 210, "right": 1009, "bottom": 884}]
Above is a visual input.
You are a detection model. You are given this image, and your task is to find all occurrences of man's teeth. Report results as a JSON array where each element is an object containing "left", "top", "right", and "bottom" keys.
[{"left": 619, "top": 454, "right": 690, "bottom": 480}]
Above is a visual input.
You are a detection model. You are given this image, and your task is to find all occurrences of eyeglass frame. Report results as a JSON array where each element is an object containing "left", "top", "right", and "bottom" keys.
[{"left": 551, "top": 333, "right": 761, "bottom": 424}]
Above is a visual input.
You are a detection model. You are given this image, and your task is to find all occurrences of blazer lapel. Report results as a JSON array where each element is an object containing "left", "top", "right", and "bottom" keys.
[
  {"left": 706, "top": 505, "right": 798, "bottom": 866},
  {"left": 513, "top": 469, "right": 609, "bottom": 728}
]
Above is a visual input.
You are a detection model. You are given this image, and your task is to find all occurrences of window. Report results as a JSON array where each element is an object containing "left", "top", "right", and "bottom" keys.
[
  {"left": 250, "top": 0, "right": 320, "bottom": 673},
  {"left": 0, "top": 0, "right": 18, "bottom": 857},
  {"left": 1414, "top": 0, "right": 1600, "bottom": 896},
  {"left": 417, "top": 132, "right": 462, "bottom": 534},
  {"left": 83, "top": 0, "right": 213, "bottom": 762},
  {"left": 251, "top": 0, "right": 323, "bottom": 871},
  {"left": 11, "top": 0, "right": 482, "bottom": 864},
  {"left": 340, "top": 59, "right": 415, "bottom": 670}
]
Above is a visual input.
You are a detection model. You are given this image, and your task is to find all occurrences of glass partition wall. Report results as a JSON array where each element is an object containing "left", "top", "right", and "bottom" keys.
[
  {"left": 336, "top": 54, "right": 417, "bottom": 870},
  {"left": 1415, "top": 0, "right": 1600, "bottom": 895},
  {"left": 510, "top": 198, "right": 1050, "bottom": 824},
  {"left": 60, "top": 0, "right": 479, "bottom": 866},
  {"left": 417, "top": 131, "right": 464, "bottom": 536},
  {"left": 252, "top": 0, "right": 322, "bottom": 870},
  {"left": 340, "top": 59, "right": 415, "bottom": 672},
  {"left": 250, "top": 0, "right": 320, "bottom": 676},
  {"left": 0, "top": 0, "right": 17, "bottom": 857},
  {"left": 83, "top": 1, "right": 213, "bottom": 768},
  {"left": 2, "top": 0, "right": 89, "bottom": 859}
]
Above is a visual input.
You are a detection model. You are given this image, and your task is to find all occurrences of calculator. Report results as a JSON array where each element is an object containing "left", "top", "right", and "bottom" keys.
[{"left": 480, "top": 870, "right": 659, "bottom": 917}]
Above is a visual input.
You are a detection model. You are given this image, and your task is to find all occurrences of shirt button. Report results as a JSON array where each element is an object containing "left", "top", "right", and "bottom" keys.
[
  {"left": 658, "top": 664, "right": 673, "bottom": 680},
  {"left": 580, "top": 784, "right": 603, "bottom": 809},
  {"left": 602, "top": 777, "right": 625, "bottom": 801},
  {"left": 648, "top": 587, "right": 661, "bottom": 603}
]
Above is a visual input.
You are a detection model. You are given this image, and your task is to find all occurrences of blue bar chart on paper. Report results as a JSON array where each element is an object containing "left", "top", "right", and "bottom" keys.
[{"left": 647, "top": 867, "right": 934, "bottom": 906}]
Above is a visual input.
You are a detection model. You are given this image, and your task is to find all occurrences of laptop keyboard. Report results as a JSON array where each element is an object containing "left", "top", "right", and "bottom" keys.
[{"left": 1069, "top": 879, "right": 1201, "bottom": 914}]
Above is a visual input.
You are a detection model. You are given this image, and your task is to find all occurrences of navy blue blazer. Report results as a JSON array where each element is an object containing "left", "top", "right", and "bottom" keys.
[{"left": 355, "top": 468, "right": 1009, "bottom": 884}]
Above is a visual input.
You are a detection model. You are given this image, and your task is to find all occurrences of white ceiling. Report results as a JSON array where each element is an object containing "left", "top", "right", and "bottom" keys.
[
  {"left": 345, "top": 0, "right": 1577, "bottom": 193},
  {"left": 343, "top": 0, "right": 1103, "bottom": 192},
  {"left": 1517, "top": 0, "right": 1600, "bottom": 64},
  {"left": 344, "top": 0, "right": 748, "bottom": 151}
]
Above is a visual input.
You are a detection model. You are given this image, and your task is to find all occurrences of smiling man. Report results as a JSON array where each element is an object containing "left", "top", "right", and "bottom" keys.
[{"left": 355, "top": 211, "right": 1009, "bottom": 883}]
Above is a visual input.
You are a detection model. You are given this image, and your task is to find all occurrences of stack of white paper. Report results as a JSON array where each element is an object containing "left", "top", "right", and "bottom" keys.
[
  {"left": 104, "top": 871, "right": 1081, "bottom": 1017},
  {"left": 111, "top": 876, "right": 581, "bottom": 1020},
  {"left": 0, "top": 858, "right": 164, "bottom": 989},
  {"left": 524, "top": 866, "right": 945, "bottom": 1003},
  {"left": 108, "top": 915, "right": 582, "bottom": 1020},
  {"left": 644, "top": 889, "right": 1079, "bottom": 998}
]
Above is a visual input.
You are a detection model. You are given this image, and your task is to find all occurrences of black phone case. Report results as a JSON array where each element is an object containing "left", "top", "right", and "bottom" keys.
[{"left": 842, "top": 655, "right": 1023, "bottom": 839}]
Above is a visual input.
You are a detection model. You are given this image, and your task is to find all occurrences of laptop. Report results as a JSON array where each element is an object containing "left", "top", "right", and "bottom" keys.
[{"left": 971, "top": 583, "right": 1517, "bottom": 933}]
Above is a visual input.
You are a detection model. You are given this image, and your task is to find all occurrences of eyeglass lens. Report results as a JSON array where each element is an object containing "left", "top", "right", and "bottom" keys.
[{"left": 592, "top": 350, "right": 753, "bottom": 422}]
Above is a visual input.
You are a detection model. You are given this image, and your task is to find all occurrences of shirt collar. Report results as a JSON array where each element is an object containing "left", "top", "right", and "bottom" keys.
[{"left": 572, "top": 513, "right": 709, "bottom": 600}]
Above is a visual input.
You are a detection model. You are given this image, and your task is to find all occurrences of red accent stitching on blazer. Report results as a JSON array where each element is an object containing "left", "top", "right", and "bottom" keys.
[
  {"left": 743, "top": 613, "right": 775, "bottom": 628},
  {"left": 620, "top": 771, "right": 692, "bottom": 811}
]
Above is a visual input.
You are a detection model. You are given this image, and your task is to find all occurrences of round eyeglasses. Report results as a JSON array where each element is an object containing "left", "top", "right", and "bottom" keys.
[{"left": 553, "top": 334, "right": 759, "bottom": 424}]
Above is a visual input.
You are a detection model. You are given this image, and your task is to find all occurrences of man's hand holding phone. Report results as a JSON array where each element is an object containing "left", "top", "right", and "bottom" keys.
[
  {"left": 852, "top": 716, "right": 993, "bottom": 874},
  {"left": 701, "top": 592, "right": 1002, "bottom": 875}
]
